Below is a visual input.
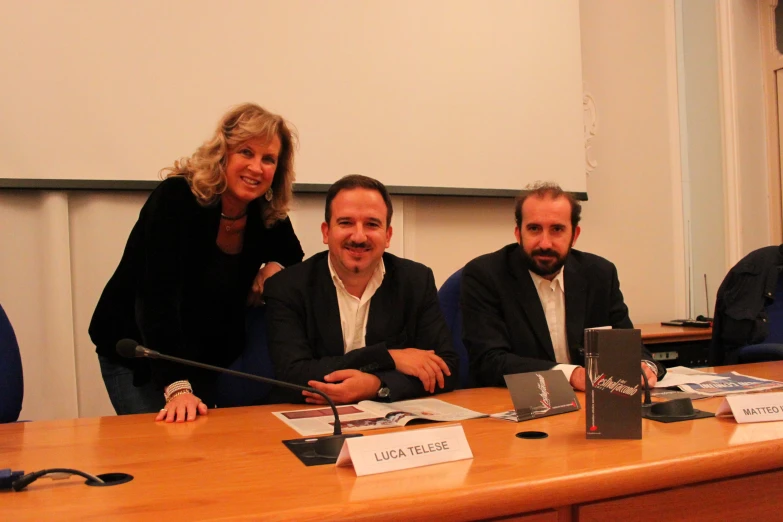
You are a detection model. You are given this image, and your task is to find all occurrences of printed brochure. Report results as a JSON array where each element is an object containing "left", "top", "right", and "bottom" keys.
[{"left": 274, "top": 398, "right": 487, "bottom": 437}]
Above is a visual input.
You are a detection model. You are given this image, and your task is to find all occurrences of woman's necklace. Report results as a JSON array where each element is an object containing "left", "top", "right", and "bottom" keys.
[{"left": 220, "top": 210, "right": 247, "bottom": 232}]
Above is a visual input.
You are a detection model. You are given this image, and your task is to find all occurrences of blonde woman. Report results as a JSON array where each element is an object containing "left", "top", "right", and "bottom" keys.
[{"left": 90, "top": 103, "right": 304, "bottom": 421}]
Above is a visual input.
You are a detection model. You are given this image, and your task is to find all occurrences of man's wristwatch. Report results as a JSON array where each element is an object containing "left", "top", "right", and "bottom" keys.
[
  {"left": 642, "top": 360, "right": 659, "bottom": 376},
  {"left": 376, "top": 382, "right": 391, "bottom": 400}
]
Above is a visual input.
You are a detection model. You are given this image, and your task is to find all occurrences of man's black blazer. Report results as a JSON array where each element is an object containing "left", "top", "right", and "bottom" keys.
[
  {"left": 461, "top": 243, "right": 662, "bottom": 387},
  {"left": 264, "top": 251, "right": 458, "bottom": 402}
]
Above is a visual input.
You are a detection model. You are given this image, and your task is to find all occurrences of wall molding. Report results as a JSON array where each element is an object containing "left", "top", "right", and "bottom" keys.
[
  {"left": 668, "top": 0, "right": 688, "bottom": 318},
  {"left": 717, "top": 0, "right": 743, "bottom": 265},
  {"left": 0, "top": 178, "right": 588, "bottom": 200},
  {"left": 583, "top": 82, "right": 599, "bottom": 176},
  {"left": 759, "top": 0, "right": 783, "bottom": 243},
  {"left": 0, "top": 179, "right": 496, "bottom": 195}
]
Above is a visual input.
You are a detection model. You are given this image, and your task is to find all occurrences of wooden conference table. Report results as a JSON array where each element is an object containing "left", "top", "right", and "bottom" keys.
[
  {"left": 3, "top": 362, "right": 783, "bottom": 521},
  {"left": 638, "top": 323, "right": 712, "bottom": 345},
  {"left": 638, "top": 323, "right": 713, "bottom": 367}
]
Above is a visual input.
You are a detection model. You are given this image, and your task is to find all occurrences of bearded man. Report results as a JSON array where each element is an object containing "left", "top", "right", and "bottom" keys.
[{"left": 461, "top": 182, "right": 664, "bottom": 390}]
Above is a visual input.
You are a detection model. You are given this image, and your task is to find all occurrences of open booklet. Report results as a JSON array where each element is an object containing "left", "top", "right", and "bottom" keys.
[
  {"left": 652, "top": 366, "right": 783, "bottom": 399},
  {"left": 490, "top": 369, "right": 580, "bottom": 422},
  {"left": 273, "top": 398, "right": 487, "bottom": 437}
]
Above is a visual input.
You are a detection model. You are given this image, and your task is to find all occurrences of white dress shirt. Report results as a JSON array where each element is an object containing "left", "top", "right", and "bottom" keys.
[
  {"left": 529, "top": 269, "right": 579, "bottom": 382},
  {"left": 328, "top": 256, "right": 386, "bottom": 353}
]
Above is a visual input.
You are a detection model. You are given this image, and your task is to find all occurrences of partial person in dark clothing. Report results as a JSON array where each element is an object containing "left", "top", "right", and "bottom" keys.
[
  {"left": 90, "top": 103, "right": 304, "bottom": 421},
  {"left": 0, "top": 303, "right": 23, "bottom": 423},
  {"left": 711, "top": 244, "right": 783, "bottom": 364}
]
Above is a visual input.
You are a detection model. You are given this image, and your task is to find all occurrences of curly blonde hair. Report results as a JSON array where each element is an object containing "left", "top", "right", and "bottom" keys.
[{"left": 161, "top": 103, "right": 297, "bottom": 228}]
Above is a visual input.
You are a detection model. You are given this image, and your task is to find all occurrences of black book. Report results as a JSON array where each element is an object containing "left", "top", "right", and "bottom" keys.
[{"left": 585, "top": 328, "right": 642, "bottom": 439}]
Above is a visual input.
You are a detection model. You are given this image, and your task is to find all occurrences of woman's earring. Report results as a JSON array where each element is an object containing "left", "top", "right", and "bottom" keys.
[{"left": 265, "top": 188, "right": 274, "bottom": 202}]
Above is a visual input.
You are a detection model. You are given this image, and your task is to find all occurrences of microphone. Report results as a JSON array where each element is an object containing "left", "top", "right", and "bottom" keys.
[
  {"left": 116, "top": 339, "right": 361, "bottom": 459},
  {"left": 640, "top": 367, "right": 651, "bottom": 406}
]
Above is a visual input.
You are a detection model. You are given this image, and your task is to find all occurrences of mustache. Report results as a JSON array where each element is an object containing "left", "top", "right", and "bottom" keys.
[
  {"left": 531, "top": 248, "right": 560, "bottom": 257},
  {"left": 344, "top": 241, "right": 370, "bottom": 249}
]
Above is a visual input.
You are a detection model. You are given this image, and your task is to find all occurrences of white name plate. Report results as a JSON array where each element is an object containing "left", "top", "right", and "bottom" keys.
[
  {"left": 335, "top": 424, "right": 473, "bottom": 476},
  {"left": 716, "top": 392, "right": 783, "bottom": 423}
]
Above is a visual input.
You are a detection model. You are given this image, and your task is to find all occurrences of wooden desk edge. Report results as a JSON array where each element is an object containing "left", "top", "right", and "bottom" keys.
[
  {"left": 365, "top": 442, "right": 781, "bottom": 521},
  {"left": 639, "top": 323, "right": 713, "bottom": 344},
  {"left": 214, "top": 435, "right": 783, "bottom": 522}
]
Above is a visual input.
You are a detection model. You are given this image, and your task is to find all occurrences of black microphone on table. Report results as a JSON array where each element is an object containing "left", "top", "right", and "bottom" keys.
[
  {"left": 115, "top": 339, "right": 361, "bottom": 459},
  {"left": 639, "top": 362, "right": 712, "bottom": 421}
]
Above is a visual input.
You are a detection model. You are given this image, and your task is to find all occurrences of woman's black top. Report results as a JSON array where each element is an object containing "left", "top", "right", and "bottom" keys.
[{"left": 89, "top": 176, "right": 304, "bottom": 399}]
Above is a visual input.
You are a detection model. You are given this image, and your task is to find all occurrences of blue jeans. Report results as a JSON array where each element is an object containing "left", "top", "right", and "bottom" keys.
[{"left": 98, "top": 355, "right": 165, "bottom": 415}]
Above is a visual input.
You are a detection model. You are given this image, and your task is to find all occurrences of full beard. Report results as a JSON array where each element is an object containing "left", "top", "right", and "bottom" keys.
[{"left": 520, "top": 247, "right": 569, "bottom": 278}]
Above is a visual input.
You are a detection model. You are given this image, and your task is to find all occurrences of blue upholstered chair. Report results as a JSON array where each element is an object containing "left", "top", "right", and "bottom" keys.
[
  {"left": 734, "top": 343, "right": 783, "bottom": 364},
  {"left": 733, "top": 277, "right": 783, "bottom": 362},
  {"left": 0, "top": 303, "right": 24, "bottom": 423},
  {"left": 438, "top": 269, "right": 473, "bottom": 389},
  {"left": 213, "top": 306, "right": 275, "bottom": 407}
]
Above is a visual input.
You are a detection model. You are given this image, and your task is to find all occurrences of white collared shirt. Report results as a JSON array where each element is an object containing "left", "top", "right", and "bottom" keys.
[
  {"left": 328, "top": 256, "right": 386, "bottom": 353},
  {"left": 529, "top": 269, "right": 579, "bottom": 381}
]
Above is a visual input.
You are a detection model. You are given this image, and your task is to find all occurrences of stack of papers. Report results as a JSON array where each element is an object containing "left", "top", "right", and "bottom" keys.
[{"left": 653, "top": 366, "right": 783, "bottom": 398}]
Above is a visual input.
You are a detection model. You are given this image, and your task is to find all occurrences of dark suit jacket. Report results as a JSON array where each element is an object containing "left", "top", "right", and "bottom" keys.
[
  {"left": 264, "top": 251, "right": 458, "bottom": 403},
  {"left": 711, "top": 245, "right": 783, "bottom": 364},
  {"left": 89, "top": 177, "right": 304, "bottom": 395},
  {"left": 461, "top": 243, "right": 663, "bottom": 387}
]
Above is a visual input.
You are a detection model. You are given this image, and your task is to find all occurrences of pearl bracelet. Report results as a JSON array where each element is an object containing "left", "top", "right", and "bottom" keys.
[
  {"left": 165, "top": 389, "right": 193, "bottom": 403},
  {"left": 164, "top": 380, "right": 192, "bottom": 402}
]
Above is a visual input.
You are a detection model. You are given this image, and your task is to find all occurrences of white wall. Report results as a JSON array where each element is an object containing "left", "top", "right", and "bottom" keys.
[
  {"left": 729, "top": 0, "right": 772, "bottom": 255},
  {"left": 68, "top": 192, "right": 150, "bottom": 418},
  {"left": 0, "top": 0, "right": 587, "bottom": 193},
  {"left": 0, "top": 193, "right": 79, "bottom": 420},
  {"left": 679, "top": 0, "right": 727, "bottom": 318},
  {"left": 718, "top": 0, "right": 772, "bottom": 261},
  {"left": 577, "top": 0, "right": 684, "bottom": 322}
]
